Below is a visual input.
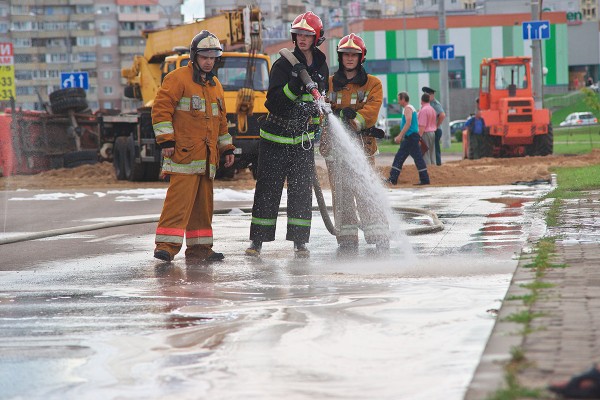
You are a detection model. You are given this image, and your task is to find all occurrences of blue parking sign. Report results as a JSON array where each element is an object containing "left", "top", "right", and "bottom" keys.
[{"left": 61, "top": 72, "right": 89, "bottom": 90}]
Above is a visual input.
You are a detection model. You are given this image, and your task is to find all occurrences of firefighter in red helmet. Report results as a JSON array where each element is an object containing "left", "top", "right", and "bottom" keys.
[
  {"left": 320, "top": 33, "right": 390, "bottom": 252},
  {"left": 152, "top": 30, "right": 235, "bottom": 262},
  {"left": 245, "top": 12, "right": 329, "bottom": 258}
]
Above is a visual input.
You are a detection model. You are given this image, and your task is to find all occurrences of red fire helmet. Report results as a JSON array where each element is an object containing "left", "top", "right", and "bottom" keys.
[
  {"left": 337, "top": 33, "right": 367, "bottom": 63},
  {"left": 290, "top": 12, "right": 325, "bottom": 47}
]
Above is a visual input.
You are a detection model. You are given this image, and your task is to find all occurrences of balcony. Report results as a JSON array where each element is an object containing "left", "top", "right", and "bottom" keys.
[{"left": 118, "top": 13, "right": 159, "bottom": 22}]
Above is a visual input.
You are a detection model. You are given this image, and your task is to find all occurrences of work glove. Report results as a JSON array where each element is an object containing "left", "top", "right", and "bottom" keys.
[
  {"left": 288, "top": 64, "right": 307, "bottom": 95},
  {"left": 340, "top": 107, "right": 357, "bottom": 121}
]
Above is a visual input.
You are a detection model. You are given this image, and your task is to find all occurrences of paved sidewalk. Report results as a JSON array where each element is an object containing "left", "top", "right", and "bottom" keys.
[{"left": 466, "top": 190, "right": 600, "bottom": 399}]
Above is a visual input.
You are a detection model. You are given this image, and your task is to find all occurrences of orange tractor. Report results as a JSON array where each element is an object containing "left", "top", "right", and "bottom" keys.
[{"left": 463, "top": 56, "right": 552, "bottom": 159}]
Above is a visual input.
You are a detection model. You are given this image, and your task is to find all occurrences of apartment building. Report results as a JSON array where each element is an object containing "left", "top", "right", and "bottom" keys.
[
  {"left": 204, "top": 0, "right": 384, "bottom": 47},
  {"left": 0, "top": 0, "right": 181, "bottom": 111}
]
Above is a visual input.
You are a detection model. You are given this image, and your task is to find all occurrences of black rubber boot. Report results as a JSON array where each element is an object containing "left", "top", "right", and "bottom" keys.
[
  {"left": 294, "top": 242, "right": 310, "bottom": 258},
  {"left": 245, "top": 240, "right": 262, "bottom": 257},
  {"left": 205, "top": 251, "right": 225, "bottom": 262},
  {"left": 154, "top": 249, "right": 173, "bottom": 262}
]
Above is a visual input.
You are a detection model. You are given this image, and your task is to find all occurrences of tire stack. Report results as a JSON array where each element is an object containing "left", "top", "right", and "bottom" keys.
[{"left": 48, "top": 88, "right": 98, "bottom": 168}]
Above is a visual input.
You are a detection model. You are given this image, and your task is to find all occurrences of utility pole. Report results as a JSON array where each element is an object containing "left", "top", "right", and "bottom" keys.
[
  {"left": 341, "top": 0, "right": 349, "bottom": 36},
  {"left": 438, "top": 0, "right": 450, "bottom": 148},
  {"left": 531, "top": 1, "right": 543, "bottom": 108},
  {"left": 402, "top": 0, "right": 408, "bottom": 89}
]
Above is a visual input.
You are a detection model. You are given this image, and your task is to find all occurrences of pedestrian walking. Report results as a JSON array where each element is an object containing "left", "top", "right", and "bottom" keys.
[
  {"left": 464, "top": 109, "right": 486, "bottom": 159},
  {"left": 152, "top": 30, "right": 235, "bottom": 262},
  {"left": 418, "top": 93, "right": 437, "bottom": 165},
  {"left": 245, "top": 11, "right": 329, "bottom": 258},
  {"left": 319, "top": 33, "right": 389, "bottom": 252},
  {"left": 422, "top": 86, "right": 446, "bottom": 166},
  {"left": 385, "top": 91, "right": 430, "bottom": 186}
]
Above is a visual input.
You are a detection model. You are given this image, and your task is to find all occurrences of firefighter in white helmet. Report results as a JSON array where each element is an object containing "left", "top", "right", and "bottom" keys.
[
  {"left": 152, "top": 30, "right": 235, "bottom": 262},
  {"left": 320, "top": 33, "right": 390, "bottom": 252}
]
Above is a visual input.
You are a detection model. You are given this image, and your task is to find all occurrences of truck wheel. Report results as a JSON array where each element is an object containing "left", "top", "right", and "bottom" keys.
[
  {"left": 249, "top": 163, "right": 259, "bottom": 180},
  {"left": 143, "top": 162, "right": 162, "bottom": 181},
  {"left": 63, "top": 150, "right": 98, "bottom": 168},
  {"left": 113, "top": 136, "right": 128, "bottom": 180},
  {"left": 215, "top": 154, "right": 236, "bottom": 180},
  {"left": 126, "top": 135, "right": 145, "bottom": 181},
  {"left": 215, "top": 165, "right": 235, "bottom": 180},
  {"left": 49, "top": 88, "right": 88, "bottom": 114}
]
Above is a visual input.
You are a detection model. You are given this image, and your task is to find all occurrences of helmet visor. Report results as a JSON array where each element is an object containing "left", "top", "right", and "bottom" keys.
[{"left": 196, "top": 49, "right": 223, "bottom": 58}]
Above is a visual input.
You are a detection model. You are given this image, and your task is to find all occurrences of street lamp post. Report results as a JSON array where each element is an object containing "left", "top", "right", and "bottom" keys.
[{"left": 438, "top": 0, "right": 450, "bottom": 149}]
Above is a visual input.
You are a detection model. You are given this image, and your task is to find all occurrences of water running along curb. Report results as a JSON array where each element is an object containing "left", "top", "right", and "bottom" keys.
[{"left": 0, "top": 207, "right": 443, "bottom": 245}]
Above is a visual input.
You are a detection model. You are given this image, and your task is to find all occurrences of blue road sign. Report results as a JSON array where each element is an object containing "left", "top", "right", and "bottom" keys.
[
  {"left": 522, "top": 20, "right": 550, "bottom": 40},
  {"left": 432, "top": 44, "right": 455, "bottom": 60},
  {"left": 60, "top": 72, "right": 89, "bottom": 90}
]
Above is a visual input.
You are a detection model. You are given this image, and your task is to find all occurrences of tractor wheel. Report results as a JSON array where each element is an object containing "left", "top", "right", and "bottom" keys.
[
  {"left": 479, "top": 129, "right": 494, "bottom": 158},
  {"left": 49, "top": 88, "right": 88, "bottom": 114},
  {"left": 535, "top": 125, "right": 554, "bottom": 156},
  {"left": 468, "top": 132, "right": 479, "bottom": 160}
]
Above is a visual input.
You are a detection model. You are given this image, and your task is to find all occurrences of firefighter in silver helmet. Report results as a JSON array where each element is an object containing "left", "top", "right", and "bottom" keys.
[{"left": 152, "top": 30, "right": 235, "bottom": 262}]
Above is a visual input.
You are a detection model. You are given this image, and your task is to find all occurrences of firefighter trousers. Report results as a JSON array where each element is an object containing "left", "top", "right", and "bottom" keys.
[
  {"left": 326, "top": 156, "right": 389, "bottom": 246},
  {"left": 155, "top": 173, "right": 215, "bottom": 258},
  {"left": 250, "top": 139, "right": 314, "bottom": 243}
]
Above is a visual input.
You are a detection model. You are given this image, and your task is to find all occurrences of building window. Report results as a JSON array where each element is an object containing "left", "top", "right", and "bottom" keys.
[
  {"left": 80, "top": 52, "right": 97, "bottom": 62},
  {"left": 102, "top": 54, "right": 112, "bottom": 63},
  {"left": 103, "top": 101, "right": 113, "bottom": 109},
  {"left": 13, "top": 38, "right": 32, "bottom": 47},
  {"left": 100, "top": 37, "right": 111, "bottom": 48},
  {"left": 77, "top": 37, "right": 97, "bottom": 46},
  {"left": 102, "top": 70, "right": 113, "bottom": 79},
  {"left": 103, "top": 86, "right": 113, "bottom": 95}
]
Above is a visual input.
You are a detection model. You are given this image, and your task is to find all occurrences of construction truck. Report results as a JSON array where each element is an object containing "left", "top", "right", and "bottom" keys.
[
  {"left": 101, "top": 6, "right": 270, "bottom": 180},
  {"left": 463, "top": 56, "right": 552, "bottom": 159},
  {"left": 1, "top": 89, "right": 101, "bottom": 177}
]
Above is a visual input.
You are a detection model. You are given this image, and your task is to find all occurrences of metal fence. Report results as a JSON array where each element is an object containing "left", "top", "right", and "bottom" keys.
[{"left": 544, "top": 91, "right": 584, "bottom": 109}]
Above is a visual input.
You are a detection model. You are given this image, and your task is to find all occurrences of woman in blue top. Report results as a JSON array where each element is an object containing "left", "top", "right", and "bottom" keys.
[{"left": 385, "top": 91, "right": 430, "bottom": 185}]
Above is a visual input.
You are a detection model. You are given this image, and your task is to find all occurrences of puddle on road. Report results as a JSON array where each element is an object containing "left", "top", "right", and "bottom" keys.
[{"left": 0, "top": 185, "right": 552, "bottom": 400}]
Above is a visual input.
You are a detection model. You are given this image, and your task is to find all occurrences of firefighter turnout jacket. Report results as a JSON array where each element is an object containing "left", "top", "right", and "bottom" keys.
[
  {"left": 321, "top": 66, "right": 383, "bottom": 158},
  {"left": 152, "top": 63, "right": 234, "bottom": 178},
  {"left": 249, "top": 47, "right": 329, "bottom": 244}
]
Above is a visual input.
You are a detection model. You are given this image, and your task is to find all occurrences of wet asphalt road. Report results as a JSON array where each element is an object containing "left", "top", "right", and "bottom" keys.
[{"left": 0, "top": 184, "right": 550, "bottom": 399}]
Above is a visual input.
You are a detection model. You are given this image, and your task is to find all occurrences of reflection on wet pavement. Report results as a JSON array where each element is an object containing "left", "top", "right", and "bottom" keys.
[{"left": 0, "top": 185, "right": 551, "bottom": 400}]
